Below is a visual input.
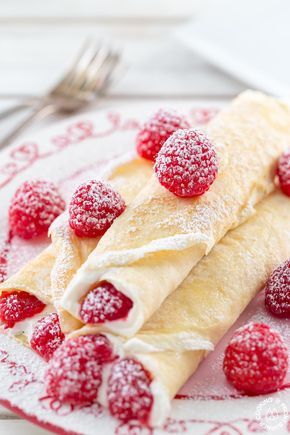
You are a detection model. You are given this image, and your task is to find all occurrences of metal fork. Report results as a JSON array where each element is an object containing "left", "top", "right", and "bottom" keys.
[{"left": 0, "top": 40, "right": 120, "bottom": 149}]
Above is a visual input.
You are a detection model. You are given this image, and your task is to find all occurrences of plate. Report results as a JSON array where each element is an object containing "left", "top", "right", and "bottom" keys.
[{"left": 0, "top": 103, "right": 289, "bottom": 435}]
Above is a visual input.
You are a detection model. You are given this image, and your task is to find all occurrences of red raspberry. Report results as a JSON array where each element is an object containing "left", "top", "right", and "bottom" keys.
[
  {"left": 154, "top": 129, "right": 218, "bottom": 197},
  {"left": 223, "top": 322, "right": 288, "bottom": 395},
  {"left": 69, "top": 180, "right": 125, "bottom": 237},
  {"left": 136, "top": 108, "right": 190, "bottom": 161},
  {"left": 277, "top": 150, "right": 290, "bottom": 196},
  {"left": 0, "top": 290, "right": 45, "bottom": 328},
  {"left": 79, "top": 281, "right": 133, "bottom": 324},
  {"left": 265, "top": 259, "right": 290, "bottom": 318},
  {"left": 45, "top": 335, "right": 114, "bottom": 405},
  {"left": 30, "top": 313, "right": 65, "bottom": 361},
  {"left": 9, "top": 180, "right": 65, "bottom": 239},
  {"left": 107, "top": 358, "right": 153, "bottom": 423}
]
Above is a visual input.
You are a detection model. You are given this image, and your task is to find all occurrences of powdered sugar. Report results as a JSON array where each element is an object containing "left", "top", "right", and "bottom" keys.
[
  {"left": 79, "top": 282, "right": 133, "bottom": 324},
  {"left": 69, "top": 180, "right": 126, "bottom": 238},
  {"left": 92, "top": 232, "right": 213, "bottom": 269},
  {"left": 45, "top": 335, "right": 104, "bottom": 405},
  {"left": 265, "top": 259, "right": 290, "bottom": 317},
  {"left": 107, "top": 357, "right": 153, "bottom": 423},
  {"left": 9, "top": 180, "right": 65, "bottom": 239},
  {"left": 124, "top": 332, "right": 214, "bottom": 353},
  {"left": 136, "top": 108, "right": 190, "bottom": 161},
  {"left": 223, "top": 322, "right": 288, "bottom": 395},
  {"left": 0, "top": 291, "right": 46, "bottom": 328},
  {"left": 154, "top": 128, "right": 218, "bottom": 197},
  {"left": 30, "top": 313, "right": 65, "bottom": 361},
  {"left": 277, "top": 149, "right": 290, "bottom": 196},
  {"left": 0, "top": 100, "right": 290, "bottom": 433}
]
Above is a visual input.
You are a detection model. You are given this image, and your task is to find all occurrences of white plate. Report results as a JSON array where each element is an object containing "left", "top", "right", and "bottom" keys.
[{"left": 0, "top": 104, "right": 289, "bottom": 435}]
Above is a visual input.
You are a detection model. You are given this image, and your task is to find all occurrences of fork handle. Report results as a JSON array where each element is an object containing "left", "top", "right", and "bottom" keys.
[
  {"left": 0, "top": 101, "right": 36, "bottom": 122},
  {"left": 0, "top": 102, "right": 57, "bottom": 150}
]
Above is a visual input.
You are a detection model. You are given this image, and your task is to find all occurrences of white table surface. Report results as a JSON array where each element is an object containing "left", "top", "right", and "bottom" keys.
[{"left": 0, "top": 1, "right": 248, "bottom": 433}]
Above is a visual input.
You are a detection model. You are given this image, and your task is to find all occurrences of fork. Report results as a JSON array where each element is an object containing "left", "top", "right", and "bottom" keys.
[{"left": 0, "top": 40, "right": 120, "bottom": 149}]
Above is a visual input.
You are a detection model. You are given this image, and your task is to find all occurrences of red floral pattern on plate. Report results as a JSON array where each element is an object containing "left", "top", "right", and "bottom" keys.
[{"left": 0, "top": 105, "right": 289, "bottom": 434}]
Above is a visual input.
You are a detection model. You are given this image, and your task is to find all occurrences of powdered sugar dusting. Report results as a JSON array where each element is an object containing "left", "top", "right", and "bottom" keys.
[
  {"left": 179, "top": 290, "right": 290, "bottom": 400},
  {"left": 0, "top": 291, "right": 46, "bottom": 328},
  {"left": 30, "top": 313, "right": 65, "bottom": 361},
  {"left": 79, "top": 282, "right": 133, "bottom": 324},
  {"left": 0, "top": 101, "right": 290, "bottom": 433},
  {"left": 277, "top": 149, "right": 290, "bottom": 196},
  {"left": 9, "top": 180, "right": 65, "bottom": 239},
  {"left": 45, "top": 335, "right": 103, "bottom": 405},
  {"left": 265, "top": 259, "right": 290, "bottom": 317},
  {"left": 136, "top": 108, "right": 190, "bottom": 161},
  {"left": 69, "top": 180, "right": 125, "bottom": 238},
  {"left": 154, "top": 128, "right": 218, "bottom": 197},
  {"left": 49, "top": 215, "right": 77, "bottom": 296},
  {"left": 223, "top": 322, "right": 288, "bottom": 395},
  {"left": 107, "top": 357, "right": 153, "bottom": 423}
]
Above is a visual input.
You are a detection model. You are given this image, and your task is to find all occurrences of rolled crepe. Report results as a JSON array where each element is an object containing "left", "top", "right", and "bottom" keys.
[
  {"left": 49, "top": 157, "right": 152, "bottom": 332},
  {"left": 75, "top": 191, "right": 290, "bottom": 425},
  {"left": 0, "top": 156, "right": 152, "bottom": 338},
  {"left": 0, "top": 246, "right": 54, "bottom": 305},
  {"left": 62, "top": 90, "right": 290, "bottom": 336},
  {"left": 0, "top": 246, "right": 55, "bottom": 343}
]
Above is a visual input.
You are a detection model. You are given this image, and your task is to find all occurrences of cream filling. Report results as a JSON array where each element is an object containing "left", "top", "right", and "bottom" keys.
[
  {"left": 149, "top": 379, "right": 171, "bottom": 427},
  {"left": 97, "top": 362, "right": 113, "bottom": 408},
  {"left": 136, "top": 353, "right": 171, "bottom": 427},
  {"left": 60, "top": 233, "right": 212, "bottom": 335}
]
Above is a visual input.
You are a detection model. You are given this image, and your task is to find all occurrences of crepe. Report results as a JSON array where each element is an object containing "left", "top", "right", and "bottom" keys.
[
  {"left": 75, "top": 191, "right": 290, "bottom": 425},
  {"left": 49, "top": 157, "right": 152, "bottom": 332},
  {"left": 0, "top": 156, "right": 152, "bottom": 338},
  {"left": 62, "top": 91, "right": 290, "bottom": 336},
  {"left": 0, "top": 246, "right": 54, "bottom": 305},
  {"left": 0, "top": 246, "right": 55, "bottom": 343}
]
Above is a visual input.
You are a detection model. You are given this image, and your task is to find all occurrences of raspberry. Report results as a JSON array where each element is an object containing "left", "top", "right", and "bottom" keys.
[
  {"left": 45, "top": 335, "right": 114, "bottom": 405},
  {"left": 30, "top": 313, "right": 65, "bottom": 361},
  {"left": 265, "top": 259, "right": 290, "bottom": 318},
  {"left": 136, "top": 108, "right": 190, "bottom": 161},
  {"left": 277, "top": 150, "right": 290, "bottom": 196},
  {"left": 69, "top": 180, "right": 125, "bottom": 238},
  {"left": 79, "top": 281, "right": 133, "bottom": 324},
  {"left": 0, "top": 290, "right": 45, "bottom": 328},
  {"left": 9, "top": 180, "right": 65, "bottom": 239},
  {"left": 107, "top": 358, "right": 153, "bottom": 423},
  {"left": 154, "top": 128, "right": 218, "bottom": 197},
  {"left": 223, "top": 322, "right": 288, "bottom": 395}
]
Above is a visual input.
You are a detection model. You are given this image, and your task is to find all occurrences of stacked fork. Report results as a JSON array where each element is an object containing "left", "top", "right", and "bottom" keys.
[{"left": 0, "top": 40, "right": 121, "bottom": 149}]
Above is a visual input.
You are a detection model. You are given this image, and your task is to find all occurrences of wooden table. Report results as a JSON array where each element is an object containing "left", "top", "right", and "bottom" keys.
[{"left": 0, "top": 1, "right": 246, "bottom": 433}]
